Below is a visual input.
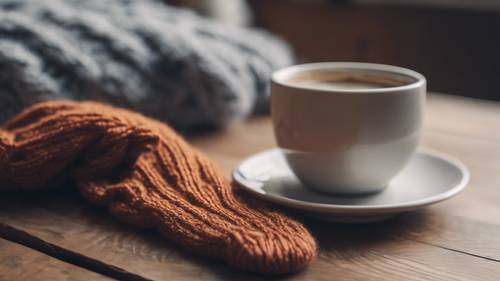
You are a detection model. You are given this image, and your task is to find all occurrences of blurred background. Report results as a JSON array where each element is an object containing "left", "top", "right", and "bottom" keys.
[
  {"left": 2, "top": 0, "right": 498, "bottom": 131},
  {"left": 170, "top": 0, "right": 500, "bottom": 101}
]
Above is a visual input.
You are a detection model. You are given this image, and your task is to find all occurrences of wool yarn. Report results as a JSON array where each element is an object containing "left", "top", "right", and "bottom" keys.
[
  {"left": 0, "top": 101, "right": 316, "bottom": 274},
  {"left": 0, "top": 0, "right": 293, "bottom": 131}
]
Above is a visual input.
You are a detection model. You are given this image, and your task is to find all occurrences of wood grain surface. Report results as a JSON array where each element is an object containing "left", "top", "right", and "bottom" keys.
[
  {"left": 0, "top": 238, "right": 110, "bottom": 281},
  {"left": 248, "top": 0, "right": 500, "bottom": 101},
  {"left": 0, "top": 93, "right": 499, "bottom": 280}
]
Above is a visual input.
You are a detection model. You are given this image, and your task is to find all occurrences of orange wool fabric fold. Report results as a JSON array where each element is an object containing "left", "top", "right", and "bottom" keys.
[{"left": 0, "top": 101, "right": 316, "bottom": 274}]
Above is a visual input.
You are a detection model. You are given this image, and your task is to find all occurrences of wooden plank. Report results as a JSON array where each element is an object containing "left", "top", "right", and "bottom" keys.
[
  {"left": 421, "top": 130, "right": 500, "bottom": 224},
  {"left": 303, "top": 217, "right": 500, "bottom": 281},
  {"left": 426, "top": 94, "right": 500, "bottom": 141},
  {"left": 0, "top": 191, "right": 499, "bottom": 281},
  {"left": 190, "top": 116, "right": 275, "bottom": 162},
  {"left": 388, "top": 211, "right": 500, "bottom": 263},
  {"left": 0, "top": 237, "right": 110, "bottom": 281}
]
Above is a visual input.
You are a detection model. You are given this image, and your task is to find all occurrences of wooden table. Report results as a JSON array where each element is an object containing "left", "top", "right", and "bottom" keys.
[{"left": 0, "top": 93, "right": 499, "bottom": 280}]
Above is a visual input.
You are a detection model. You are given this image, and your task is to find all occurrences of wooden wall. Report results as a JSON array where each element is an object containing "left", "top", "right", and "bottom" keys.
[{"left": 248, "top": 0, "right": 500, "bottom": 100}]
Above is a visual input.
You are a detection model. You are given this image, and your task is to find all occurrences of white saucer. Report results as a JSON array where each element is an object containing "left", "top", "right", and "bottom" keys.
[{"left": 233, "top": 149, "right": 469, "bottom": 222}]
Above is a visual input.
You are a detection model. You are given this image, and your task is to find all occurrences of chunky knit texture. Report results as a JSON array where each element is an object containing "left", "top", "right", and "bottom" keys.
[
  {"left": 0, "top": 101, "right": 316, "bottom": 274},
  {"left": 0, "top": 0, "right": 293, "bottom": 130}
]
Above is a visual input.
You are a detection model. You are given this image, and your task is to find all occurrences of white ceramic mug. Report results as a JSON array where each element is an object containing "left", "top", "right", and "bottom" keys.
[{"left": 271, "top": 62, "right": 426, "bottom": 195}]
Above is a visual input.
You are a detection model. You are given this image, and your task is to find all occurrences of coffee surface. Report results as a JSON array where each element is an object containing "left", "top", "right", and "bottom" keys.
[
  {"left": 293, "top": 80, "right": 388, "bottom": 90},
  {"left": 288, "top": 71, "right": 408, "bottom": 90}
]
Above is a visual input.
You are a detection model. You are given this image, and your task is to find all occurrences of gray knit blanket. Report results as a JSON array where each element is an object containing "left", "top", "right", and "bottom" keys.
[{"left": 0, "top": 0, "right": 293, "bottom": 130}]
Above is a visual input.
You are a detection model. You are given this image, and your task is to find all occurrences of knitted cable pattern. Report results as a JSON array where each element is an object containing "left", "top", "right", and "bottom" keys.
[
  {"left": 0, "top": 0, "right": 293, "bottom": 130},
  {"left": 0, "top": 101, "right": 316, "bottom": 274}
]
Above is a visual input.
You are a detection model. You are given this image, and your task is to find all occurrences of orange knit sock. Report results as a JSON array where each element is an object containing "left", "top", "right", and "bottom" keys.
[{"left": 0, "top": 101, "right": 316, "bottom": 274}]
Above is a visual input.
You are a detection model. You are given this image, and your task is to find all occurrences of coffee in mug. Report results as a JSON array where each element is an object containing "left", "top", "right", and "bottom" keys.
[{"left": 271, "top": 62, "right": 426, "bottom": 195}]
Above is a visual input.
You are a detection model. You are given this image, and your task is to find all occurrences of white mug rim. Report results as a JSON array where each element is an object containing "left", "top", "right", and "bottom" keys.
[{"left": 272, "top": 62, "right": 426, "bottom": 94}]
